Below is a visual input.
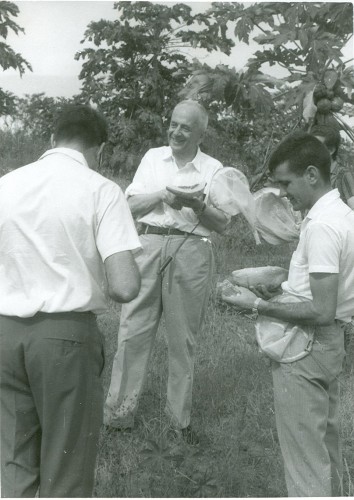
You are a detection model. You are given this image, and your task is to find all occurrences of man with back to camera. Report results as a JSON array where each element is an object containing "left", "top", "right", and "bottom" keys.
[
  {"left": 221, "top": 131, "right": 354, "bottom": 496},
  {"left": 0, "top": 104, "right": 141, "bottom": 497},
  {"left": 104, "top": 100, "right": 229, "bottom": 444}
]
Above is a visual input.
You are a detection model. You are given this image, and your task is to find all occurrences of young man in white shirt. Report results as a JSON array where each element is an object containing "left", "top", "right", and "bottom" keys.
[
  {"left": 104, "top": 100, "right": 229, "bottom": 443},
  {"left": 0, "top": 105, "right": 141, "bottom": 497},
  {"left": 221, "top": 131, "right": 354, "bottom": 496}
]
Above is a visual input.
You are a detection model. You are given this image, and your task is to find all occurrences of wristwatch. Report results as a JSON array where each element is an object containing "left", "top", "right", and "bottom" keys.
[
  {"left": 193, "top": 202, "right": 207, "bottom": 217},
  {"left": 252, "top": 297, "right": 262, "bottom": 316}
]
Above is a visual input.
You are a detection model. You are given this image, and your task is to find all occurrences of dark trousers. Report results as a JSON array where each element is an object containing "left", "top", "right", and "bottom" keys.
[{"left": 0, "top": 312, "right": 105, "bottom": 497}]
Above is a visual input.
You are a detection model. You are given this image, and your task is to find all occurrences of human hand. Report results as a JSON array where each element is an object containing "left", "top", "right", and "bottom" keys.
[
  {"left": 221, "top": 284, "right": 258, "bottom": 310},
  {"left": 161, "top": 190, "right": 184, "bottom": 210},
  {"left": 216, "top": 279, "right": 241, "bottom": 299},
  {"left": 248, "top": 284, "right": 281, "bottom": 300},
  {"left": 174, "top": 194, "right": 204, "bottom": 211}
]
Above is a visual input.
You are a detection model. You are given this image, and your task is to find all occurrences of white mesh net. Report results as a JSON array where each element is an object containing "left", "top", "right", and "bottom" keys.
[
  {"left": 208, "top": 167, "right": 260, "bottom": 242},
  {"left": 253, "top": 188, "right": 302, "bottom": 245}
]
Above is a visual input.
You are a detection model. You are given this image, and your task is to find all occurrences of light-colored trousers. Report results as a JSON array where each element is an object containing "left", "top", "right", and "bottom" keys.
[
  {"left": 272, "top": 321, "right": 345, "bottom": 497},
  {"left": 0, "top": 312, "right": 105, "bottom": 498},
  {"left": 105, "top": 234, "right": 214, "bottom": 429}
]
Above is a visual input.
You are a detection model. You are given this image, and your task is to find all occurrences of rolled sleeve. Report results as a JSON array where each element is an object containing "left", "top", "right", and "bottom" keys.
[
  {"left": 125, "top": 181, "right": 147, "bottom": 199},
  {"left": 306, "top": 222, "right": 341, "bottom": 274},
  {"left": 96, "top": 183, "right": 141, "bottom": 261}
]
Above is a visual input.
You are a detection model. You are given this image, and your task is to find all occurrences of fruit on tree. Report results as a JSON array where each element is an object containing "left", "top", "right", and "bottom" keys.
[
  {"left": 316, "top": 98, "right": 332, "bottom": 114},
  {"left": 331, "top": 96, "right": 344, "bottom": 112},
  {"left": 313, "top": 83, "right": 328, "bottom": 105},
  {"left": 326, "top": 90, "right": 334, "bottom": 99}
]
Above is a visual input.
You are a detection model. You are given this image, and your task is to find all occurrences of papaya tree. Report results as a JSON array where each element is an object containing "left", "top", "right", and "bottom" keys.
[
  {"left": 182, "top": 2, "right": 353, "bottom": 186},
  {"left": 75, "top": 1, "right": 233, "bottom": 174},
  {"left": 208, "top": 2, "right": 353, "bottom": 133},
  {"left": 0, "top": 1, "right": 32, "bottom": 115},
  {"left": 176, "top": 58, "right": 296, "bottom": 185}
]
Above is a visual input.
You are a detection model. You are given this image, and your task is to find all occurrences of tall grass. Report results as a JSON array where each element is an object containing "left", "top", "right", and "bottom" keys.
[
  {"left": 0, "top": 129, "right": 48, "bottom": 176},
  {"left": 95, "top": 214, "right": 354, "bottom": 497},
  {"left": 1, "top": 137, "right": 352, "bottom": 497}
]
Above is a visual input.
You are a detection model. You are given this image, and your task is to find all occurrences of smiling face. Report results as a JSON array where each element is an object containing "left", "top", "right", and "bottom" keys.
[
  {"left": 168, "top": 104, "right": 205, "bottom": 160},
  {"left": 273, "top": 161, "right": 313, "bottom": 212}
]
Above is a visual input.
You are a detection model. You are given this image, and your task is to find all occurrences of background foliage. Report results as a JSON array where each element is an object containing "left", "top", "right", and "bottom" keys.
[
  {"left": 1, "top": 1, "right": 353, "bottom": 181},
  {"left": 0, "top": 1, "right": 31, "bottom": 115},
  {"left": 1, "top": 3, "right": 354, "bottom": 497}
]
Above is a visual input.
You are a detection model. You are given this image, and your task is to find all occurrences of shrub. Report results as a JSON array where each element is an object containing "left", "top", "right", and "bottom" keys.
[{"left": 0, "top": 128, "right": 48, "bottom": 175}]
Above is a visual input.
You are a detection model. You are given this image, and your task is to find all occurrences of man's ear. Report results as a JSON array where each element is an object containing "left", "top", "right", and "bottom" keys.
[
  {"left": 50, "top": 134, "right": 56, "bottom": 148},
  {"left": 305, "top": 165, "right": 320, "bottom": 185}
]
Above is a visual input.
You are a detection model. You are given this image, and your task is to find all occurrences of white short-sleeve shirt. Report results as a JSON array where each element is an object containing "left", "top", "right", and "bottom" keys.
[
  {"left": 125, "top": 146, "right": 223, "bottom": 237},
  {"left": 0, "top": 148, "right": 141, "bottom": 317},
  {"left": 282, "top": 189, "right": 354, "bottom": 322}
]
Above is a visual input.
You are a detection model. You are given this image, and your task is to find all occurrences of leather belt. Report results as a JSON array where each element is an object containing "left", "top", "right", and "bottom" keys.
[{"left": 139, "top": 224, "right": 193, "bottom": 236}]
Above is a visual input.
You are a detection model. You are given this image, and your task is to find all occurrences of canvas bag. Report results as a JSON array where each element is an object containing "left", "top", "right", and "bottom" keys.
[{"left": 255, "top": 293, "right": 314, "bottom": 363}]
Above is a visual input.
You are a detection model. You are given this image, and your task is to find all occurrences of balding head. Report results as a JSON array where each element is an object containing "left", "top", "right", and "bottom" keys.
[
  {"left": 168, "top": 100, "right": 209, "bottom": 163},
  {"left": 173, "top": 100, "right": 209, "bottom": 133}
]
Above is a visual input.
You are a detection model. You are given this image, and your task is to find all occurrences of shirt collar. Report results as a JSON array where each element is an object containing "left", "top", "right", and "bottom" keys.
[
  {"left": 305, "top": 189, "right": 340, "bottom": 221},
  {"left": 39, "top": 148, "right": 89, "bottom": 167},
  {"left": 163, "top": 146, "right": 202, "bottom": 172}
]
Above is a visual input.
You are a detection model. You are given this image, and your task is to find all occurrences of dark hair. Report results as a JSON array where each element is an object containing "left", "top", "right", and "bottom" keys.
[
  {"left": 309, "top": 124, "right": 341, "bottom": 160},
  {"left": 268, "top": 131, "right": 331, "bottom": 182},
  {"left": 53, "top": 105, "right": 108, "bottom": 148}
]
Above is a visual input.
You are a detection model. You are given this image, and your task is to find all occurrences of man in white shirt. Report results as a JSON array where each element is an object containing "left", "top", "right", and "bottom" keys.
[
  {"left": 0, "top": 105, "right": 141, "bottom": 497},
  {"left": 104, "top": 100, "right": 229, "bottom": 443},
  {"left": 221, "top": 131, "right": 354, "bottom": 496}
]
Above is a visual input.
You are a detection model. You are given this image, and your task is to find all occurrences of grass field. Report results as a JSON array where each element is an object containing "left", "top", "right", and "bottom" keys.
[
  {"left": 1, "top": 151, "right": 353, "bottom": 497},
  {"left": 94, "top": 213, "right": 354, "bottom": 498}
]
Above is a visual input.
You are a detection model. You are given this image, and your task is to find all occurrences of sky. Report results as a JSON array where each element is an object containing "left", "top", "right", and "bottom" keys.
[
  {"left": 2, "top": 1, "right": 260, "bottom": 98},
  {"left": 1, "top": 1, "right": 353, "bottom": 99}
]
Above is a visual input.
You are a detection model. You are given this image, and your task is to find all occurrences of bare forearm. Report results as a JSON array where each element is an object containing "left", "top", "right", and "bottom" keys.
[
  {"left": 128, "top": 192, "right": 164, "bottom": 218},
  {"left": 257, "top": 299, "right": 334, "bottom": 326},
  {"left": 197, "top": 206, "right": 229, "bottom": 233},
  {"left": 105, "top": 251, "right": 141, "bottom": 303}
]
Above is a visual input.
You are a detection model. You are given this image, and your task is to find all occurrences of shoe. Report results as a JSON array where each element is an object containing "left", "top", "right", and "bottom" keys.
[{"left": 181, "top": 425, "right": 200, "bottom": 445}]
